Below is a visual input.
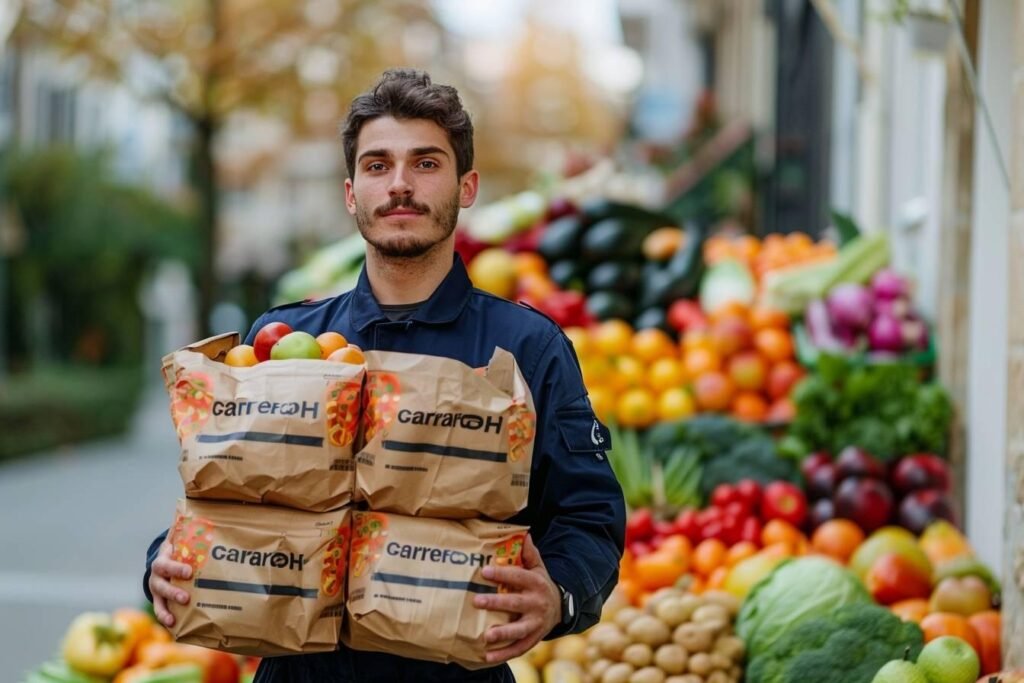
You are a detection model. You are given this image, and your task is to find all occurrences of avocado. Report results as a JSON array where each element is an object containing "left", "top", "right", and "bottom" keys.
[{"left": 586, "top": 291, "right": 635, "bottom": 322}]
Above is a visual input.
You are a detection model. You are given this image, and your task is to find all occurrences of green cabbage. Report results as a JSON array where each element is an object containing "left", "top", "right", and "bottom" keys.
[{"left": 736, "top": 557, "right": 871, "bottom": 659}]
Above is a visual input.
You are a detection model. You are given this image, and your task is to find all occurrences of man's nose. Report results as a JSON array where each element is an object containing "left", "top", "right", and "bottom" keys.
[{"left": 387, "top": 166, "right": 413, "bottom": 197}]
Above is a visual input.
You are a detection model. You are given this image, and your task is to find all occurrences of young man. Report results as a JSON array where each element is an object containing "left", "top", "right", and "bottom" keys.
[{"left": 145, "top": 69, "right": 625, "bottom": 682}]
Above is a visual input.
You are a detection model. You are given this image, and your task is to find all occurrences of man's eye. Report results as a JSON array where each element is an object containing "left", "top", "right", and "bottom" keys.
[
  {"left": 418, "top": 160, "right": 438, "bottom": 169},
  {"left": 366, "top": 162, "right": 386, "bottom": 172}
]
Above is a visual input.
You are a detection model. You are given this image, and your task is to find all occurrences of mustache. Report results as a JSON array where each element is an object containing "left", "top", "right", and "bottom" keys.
[{"left": 374, "top": 196, "right": 431, "bottom": 217}]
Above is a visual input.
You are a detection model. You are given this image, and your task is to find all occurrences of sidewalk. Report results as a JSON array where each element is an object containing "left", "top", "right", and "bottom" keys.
[{"left": 0, "top": 387, "right": 182, "bottom": 682}]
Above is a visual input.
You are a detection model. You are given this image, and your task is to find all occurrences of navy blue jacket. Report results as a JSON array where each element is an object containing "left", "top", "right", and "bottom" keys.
[{"left": 144, "top": 255, "right": 625, "bottom": 682}]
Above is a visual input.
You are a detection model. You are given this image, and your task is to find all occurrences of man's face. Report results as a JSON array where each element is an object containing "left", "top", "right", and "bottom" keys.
[{"left": 345, "top": 116, "right": 478, "bottom": 259}]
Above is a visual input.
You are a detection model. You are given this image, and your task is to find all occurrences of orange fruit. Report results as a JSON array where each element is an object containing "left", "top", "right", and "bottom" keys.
[
  {"left": 592, "top": 319, "right": 634, "bottom": 357},
  {"left": 659, "top": 534, "right": 693, "bottom": 560},
  {"left": 920, "top": 612, "right": 981, "bottom": 651},
  {"left": 727, "top": 351, "right": 768, "bottom": 392},
  {"left": 688, "top": 574, "right": 707, "bottom": 594},
  {"left": 890, "top": 598, "right": 931, "bottom": 624},
  {"left": 315, "top": 332, "right": 348, "bottom": 359},
  {"left": 616, "top": 578, "right": 643, "bottom": 605},
  {"left": 762, "top": 519, "right": 804, "bottom": 549},
  {"left": 634, "top": 549, "right": 690, "bottom": 591},
  {"left": 631, "top": 328, "right": 676, "bottom": 364},
  {"left": 705, "top": 565, "right": 729, "bottom": 591},
  {"left": 611, "top": 355, "right": 647, "bottom": 391},
  {"left": 749, "top": 306, "right": 790, "bottom": 331},
  {"left": 224, "top": 344, "right": 259, "bottom": 367},
  {"left": 683, "top": 347, "right": 723, "bottom": 380},
  {"left": 967, "top": 610, "right": 1001, "bottom": 675},
  {"left": 766, "top": 360, "right": 805, "bottom": 400},
  {"left": 616, "top": 387, "right": 658, "bottom": 428},
  {"left": 327, "top": 345, "right": 365, "bottom": 364},
  {"left": 708, "top": 300, "right": 750, "bottom": 324},
  {"left": 587, "top": 386, "right": 616, "bottom": 423},
  {"left": 647, "top": 357, "right": 686, "bottom": 392},
  {"left": 725, "top": 541, "right": 759, "bottom": 567},
  {"left": 516, "top": 271, "right": 556, "bottom": 300},
  {"left": 642, "top": 226, "right": 685, "bottom": 261},
  {"left": 810, "top": 519, "right": 865, "bottom": 564},
  {"left": 766, "top": 397, "right": 797, "bottom": 423},
  {"left": 580, "top": 356, "right": 613, "bottom": 389},
  {"left": 692, "top": 539, "right": 728, "bottom": 577},
  {"left": 657, "top": 388, "right": 697, "bottom": 421},
  {"left": 513, "top": 251, "right": 548, "bottom": 277},
  {"left": 709, "top": 316, "right": 753, "bottom": 357},
  {"left": 563, "top": 326, "right": 592, "bottom": 358},
  {"left": 754, "top": 328, "right": 795, "bottom": 363},
  {"left": 731, "top": 391, "right": 769, "bottom": 422},
  {"left": 682, "top": 329, "right": 715, "bottom": 353},
  {"left": 692, "top": 372, "right": 735, "bottom": 412}
]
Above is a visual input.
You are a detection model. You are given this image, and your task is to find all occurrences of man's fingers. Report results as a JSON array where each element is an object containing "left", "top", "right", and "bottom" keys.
[
  {"left": 150, "top": 574, "right": 190, "bottom": 606},
  {"left": 481, "top": 565, "right": 536, "bottom": 590},
  {"left": 521, "top": 534, "right": 543, "bottom": 570},
  {"left": 484, "top": 618, "right": 538, "bottom": 645},
  {"left": 151, "top": 592, "right": 176, "bottom": 628},
  {"left": 484, "top": 632, "right": 542, "bottom": 663},
  {"left": 473, "top": 591, "right": 535, "bottom": 614},
  {"left": 153, "top": 557, "right": 192, "bottom": 580}
]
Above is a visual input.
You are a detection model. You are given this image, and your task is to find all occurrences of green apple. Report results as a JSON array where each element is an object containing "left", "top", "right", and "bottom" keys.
[
  {"left": 871, "top": 660, "right": 928, "bottom": 683},
  {"left": 270, "top": 331, "right": 322, "bottom": 360},
  {"left": 917, "top": 636, "right": 980, "bottom": 683}
]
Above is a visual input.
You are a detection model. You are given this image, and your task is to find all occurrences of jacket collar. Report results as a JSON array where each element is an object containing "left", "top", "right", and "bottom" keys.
[{"left": 349, "top": 253, "right": 473, "bottom": 332}]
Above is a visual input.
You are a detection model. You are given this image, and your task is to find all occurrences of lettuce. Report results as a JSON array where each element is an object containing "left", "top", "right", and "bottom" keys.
[{"left": 736, "top": 557, "right": 871, "bottom": 660}]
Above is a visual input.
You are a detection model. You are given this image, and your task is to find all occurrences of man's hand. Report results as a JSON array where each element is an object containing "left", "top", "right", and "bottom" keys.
[
  {"left": 149, "top": 541, "right": 193, "bottom": 627},
  {"left": 473, "top": 534, "right": 562, "bottom": 664}
]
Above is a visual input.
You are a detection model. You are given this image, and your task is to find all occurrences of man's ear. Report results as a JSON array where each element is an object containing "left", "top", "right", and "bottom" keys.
[
  {"left": 344, "top": 178, "right": 356, "bottom": 215},
  {"left": 459, "top": 170, "right": 479, "bottom": 209}
]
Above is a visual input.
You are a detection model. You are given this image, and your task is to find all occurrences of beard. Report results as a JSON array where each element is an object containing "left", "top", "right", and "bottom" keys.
[{"left": 355, "top": 191, "right": 461, "bottom": 259}]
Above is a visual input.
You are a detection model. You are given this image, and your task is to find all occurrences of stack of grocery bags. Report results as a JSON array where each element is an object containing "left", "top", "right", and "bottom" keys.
[{"left": 160, "top": 333, "right": 536, "bottom": 668}]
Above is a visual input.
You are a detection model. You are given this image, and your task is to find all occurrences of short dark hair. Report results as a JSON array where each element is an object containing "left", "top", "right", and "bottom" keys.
[{"left": 341, "top": 69, "right": 474, "bottom": 179}]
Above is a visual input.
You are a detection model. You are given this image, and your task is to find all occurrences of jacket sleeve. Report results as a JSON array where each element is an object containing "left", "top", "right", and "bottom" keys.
[{"left": 527, "top": 332, "right": 626, "bottom": 638}]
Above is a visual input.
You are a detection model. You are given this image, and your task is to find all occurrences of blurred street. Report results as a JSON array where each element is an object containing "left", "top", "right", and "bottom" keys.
[{"left": 0, "top": 388, "right": 181, "bottom": 682}]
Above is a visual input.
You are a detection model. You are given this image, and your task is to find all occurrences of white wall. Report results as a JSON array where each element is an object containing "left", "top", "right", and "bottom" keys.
[{"left": 966, "top": 0, "right": 1012, "bottom": 572}]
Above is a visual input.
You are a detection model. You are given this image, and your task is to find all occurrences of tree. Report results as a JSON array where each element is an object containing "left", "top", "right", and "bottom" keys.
[{"left": 15, "top": 0, "right": 439, "bottom": 336}]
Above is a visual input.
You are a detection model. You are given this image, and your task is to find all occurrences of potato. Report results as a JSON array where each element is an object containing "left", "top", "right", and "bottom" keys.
[
  {"left": 602, "top": 662, "right": 636, "bottom": 683},
  {"left": 507, "top": 657, "right": 540, "bottom": 683},
  {"left": 553, "top": 635, "right": 590, "bottom": 665},
  {"left": 699, "top": 591, "right": 740, "bottom": 617},
  {"left": 672, "top": 623, "right": 713, "bottom": 652},
  {"left": 700, "top": 619, "right": 731, "bottom": 639},
  {"left": 615, "top": 607, "right": 644, "bottom": 630},
  {"left": 708, "top": 652, "right": 732, "bottom": 671},
  {"left": 645, "top": 587, "right": 683, "bottom": 612},
  {"left": 542, "top": 660, "right": 585, "bottom": 683},
  {"left": 588, "top": 623, "right": 624, "bottom": 644},
  {"left": 653, "top": 644, "right": 687, "bottom": 675},
  {"left": 705, "top": 671, "right": 731, "bottom": 683},
  {"left": 653, "top": 597, "right": 695, "bottom": 628},
  {"left": 687, "top": 652, "right": 713, "bottom": 677},
  {"left": 589, "top": 658, "right": 614, "bottom": 680},
  {"left": 627, "top": 615, "right": 671, "bottom": 647},
  {"left": 677, "top": 594, "right": 703, "bottom": 616},
  {"left": 598, "top": 630, "right": 631, "bottom": 660},
  {"left": 712, "top": 635, "right": 745, "bottom": 662},
  {"left": 622, "top": 643, "right": 654, "bottom": 668},
  {"left": 629, "top": 666, "right": 667, "bottom": 683},
  {"left": 691, "top": 604, "right": 730, "bottom": 625},
  {"left": 729, "top": 665, "right": 743, "bottom": 680},
  {"left": 525, "top": 640, "right": 554, "bottom": 669},
  {"left": 665, "top": 677, "right": 702, "bottom": 683}
]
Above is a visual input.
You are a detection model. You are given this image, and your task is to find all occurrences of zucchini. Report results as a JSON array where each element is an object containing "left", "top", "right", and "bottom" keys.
[
  {"left": 581, "top": 218, "right": 648, "bottom": 263},
  {"left": 633, "top": 307, "right": 673, "bottom": 334},
  {"left": 537, "top": 215, "right": 585, "bottom": 263},
  {"left": 586, "top": 291, "right": 635, "bottom": 322},
  {"left": 548, "top": 260, "right": 586, "bottom": 291},
  {"left": 586, "top": 261, "right": 641, "bottom": 294},
  {"left": 639, "top": 222, "right": 706, "bottom": 309}
]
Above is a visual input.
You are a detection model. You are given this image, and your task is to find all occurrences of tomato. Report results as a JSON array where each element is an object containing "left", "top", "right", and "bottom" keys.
[
  {"left": 711, "top": 484, "right": 741, "bottom": 508},
  {"left": 762, "top": 481, "right": 809, "bottom": 528},
  {"left": 740, "top": 517, "right": 763, "bottom": 545},
  {"left": 673, "top": 509, "right": 700, "bottom": 541},
  {"left": 667, "top": 299, "right": 707, "bottom": 333},
  {"left": 735, "top": 479, "right": 763, "bottom": 513},
  {"left": 626, "top": 508, "right": 656, "bottom": 544}
]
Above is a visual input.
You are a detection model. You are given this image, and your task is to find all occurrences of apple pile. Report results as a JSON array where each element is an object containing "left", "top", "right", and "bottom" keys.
[
  {"left": 223, "top": 322, "right": 365, "bottom": 367},
  {"left": 801, "top": 446, "right": 955, "bottom": 535}
]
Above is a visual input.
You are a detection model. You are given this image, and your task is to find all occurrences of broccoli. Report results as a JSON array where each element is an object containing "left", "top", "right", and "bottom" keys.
[{"left": 746, "top": 604, "right": 924, "bottom": 683}]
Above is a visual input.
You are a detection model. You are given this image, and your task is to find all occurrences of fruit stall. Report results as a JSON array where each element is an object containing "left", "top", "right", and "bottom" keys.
[
  {"left": 275, "top": 157, "right": 1008, "bottom": 683},
  {"left": 27, "top": 172, "right": 1013, "bottom": 682}
]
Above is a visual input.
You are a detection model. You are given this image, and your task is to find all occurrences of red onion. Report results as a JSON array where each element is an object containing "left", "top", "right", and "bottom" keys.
[
  {"left": 868, "top": 313, "right": 905, "bottom": 352},
  {"left": 826, "top": 283, "right": 874, "bottom": 331},
  {"left": 871, "top": 268, "right": 909, "bottom": 301}
]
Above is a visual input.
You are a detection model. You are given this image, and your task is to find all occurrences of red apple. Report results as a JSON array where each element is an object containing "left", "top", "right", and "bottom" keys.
[
  {"left": 253, "top": 321, "right": 293, "bottom": 362},
  {"left": 866, "top": 552, "right": 933, "bottom": 605},
  {"left": 762, "top": 481, "right": 808, "bottom": 528},
  {"left": 929, "top": 576, "right": 992, "bottom": 616},
  {"left": 833, "top": 477, "right": 894, "bottom": 533},
  {"left": 836, "top": 446, "right": 886, "bottom": 481},
  {"left": 806, "top": 463, "right": 838, "bottom": 501},
  {"left": 801, "top": 451, "right": 833, "bottom": 481}
]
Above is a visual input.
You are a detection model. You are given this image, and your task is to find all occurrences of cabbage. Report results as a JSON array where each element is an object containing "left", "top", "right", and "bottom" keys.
[
  {"left": 699, "top": 259, "right": 756, "bottom": 313},
  {"left": 736, "top": 557, "right": 871, "bottom": 659}
]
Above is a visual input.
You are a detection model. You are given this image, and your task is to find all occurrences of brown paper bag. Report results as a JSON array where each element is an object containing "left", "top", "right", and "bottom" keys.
[
  {"left": 356, "top": 348, "right": 535, "bottom": 519},
  {"left": 167, "top": 498, "right": 350, "bottom": 656},
  {"left": 162, "top": 333, "right": 363, "bottom": 512},
  {"left": 343, "top": 511, "right": 528, "bottom": 669}
]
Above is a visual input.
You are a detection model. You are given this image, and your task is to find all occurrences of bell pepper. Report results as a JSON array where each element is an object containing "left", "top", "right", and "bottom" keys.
[{"left": 62, "top": 612, "right": 132, "bottom": 677}]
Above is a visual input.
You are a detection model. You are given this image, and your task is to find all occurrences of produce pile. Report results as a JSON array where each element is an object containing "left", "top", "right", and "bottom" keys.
[{"left": 21, "top": 608, "right": 256, "bottom": 683}]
